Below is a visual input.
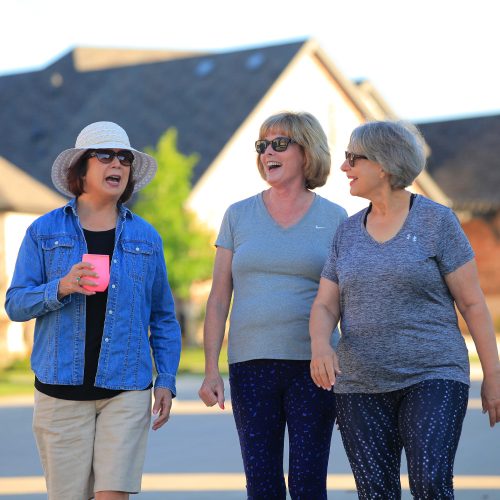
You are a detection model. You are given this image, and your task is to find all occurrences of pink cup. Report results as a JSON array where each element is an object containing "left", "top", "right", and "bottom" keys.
[{"left": 82, "top": 254, "right": 110, "bottom": 292}]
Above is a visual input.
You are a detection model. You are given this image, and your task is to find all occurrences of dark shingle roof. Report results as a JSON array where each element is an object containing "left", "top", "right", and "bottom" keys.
[
  {"left": 0, "top": 40, "right": 306, "bottom": 191},
  {"left": 417, "top": 114, "right": 500, "bottom": 213}
]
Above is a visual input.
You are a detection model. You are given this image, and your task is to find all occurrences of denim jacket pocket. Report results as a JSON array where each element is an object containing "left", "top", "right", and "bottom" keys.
[
  {"left": 41, "top": 236, "right": 76, "bottom": 280},
  {"left": 121, "top": 240, "right": 154, "bottom": 281}
]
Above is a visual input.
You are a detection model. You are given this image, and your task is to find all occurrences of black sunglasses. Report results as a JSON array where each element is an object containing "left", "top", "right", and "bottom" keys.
[
  {"left": 255, "top": 137, "right": 296, "bottom": 154},
  {"left": 87, "top": 149, "right": 134, "bottom": 167},
  {"left": 345, "top": 151, "right": 368, "bottom": 167}
]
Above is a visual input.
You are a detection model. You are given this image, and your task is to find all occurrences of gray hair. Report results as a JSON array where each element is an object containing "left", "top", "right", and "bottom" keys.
[{"left": 348, "top": 120, "right": 426, "bottom": 189}]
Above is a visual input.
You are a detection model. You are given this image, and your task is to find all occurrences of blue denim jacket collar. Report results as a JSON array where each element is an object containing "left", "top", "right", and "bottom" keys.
[{"left": 63, "top": 198, "right": 133, "bottom": 220}]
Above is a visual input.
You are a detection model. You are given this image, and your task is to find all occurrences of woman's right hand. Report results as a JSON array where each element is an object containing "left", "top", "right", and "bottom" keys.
[
  {"left": 57, "top": 262, "right": 99, "bottom": 299},
  {"left": 198, "top": 372, "right": 225, "bottom": 410},
  {"left": 481, "top": 368, "right": 500, "bottom": 427},
  {"left": 311, "top": 344, "right": 341, "bottom": 390}
]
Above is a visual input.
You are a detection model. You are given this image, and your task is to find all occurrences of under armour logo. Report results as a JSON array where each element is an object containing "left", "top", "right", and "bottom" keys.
[{"left": 406, "top": 233, "right": 417, "bottom": 242}]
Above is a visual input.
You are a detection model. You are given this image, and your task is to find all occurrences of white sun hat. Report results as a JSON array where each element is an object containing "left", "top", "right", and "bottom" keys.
[{"left": 51, "top": 121, "right": 158, "bottom": 198}]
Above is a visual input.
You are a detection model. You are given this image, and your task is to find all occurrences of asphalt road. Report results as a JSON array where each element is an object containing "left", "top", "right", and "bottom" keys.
[{"left": 0, "top": 375, "right": 499, "bottom": 499}]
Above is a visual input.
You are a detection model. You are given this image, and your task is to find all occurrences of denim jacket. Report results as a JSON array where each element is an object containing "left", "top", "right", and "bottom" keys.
[{"left": 5, "top": 199, "right": 181, "bottom": 395}]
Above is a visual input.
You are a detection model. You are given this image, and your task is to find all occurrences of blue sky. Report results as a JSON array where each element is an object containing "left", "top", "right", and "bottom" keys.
[{"left": 1, "top": 0, "right": 498, "bottom": 122}]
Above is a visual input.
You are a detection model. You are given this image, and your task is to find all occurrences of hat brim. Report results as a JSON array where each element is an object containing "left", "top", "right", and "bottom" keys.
[{"left": 51, "top": 146, "right": 158, "bottom": 198}]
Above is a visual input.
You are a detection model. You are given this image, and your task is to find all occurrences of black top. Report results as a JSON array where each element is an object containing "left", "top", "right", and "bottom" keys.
[
  {"left": 363, "top": 193, "right": 416, "bottom": 226},
  {"left": 35, "top": 228, "right": 123, "bottom": 400}
]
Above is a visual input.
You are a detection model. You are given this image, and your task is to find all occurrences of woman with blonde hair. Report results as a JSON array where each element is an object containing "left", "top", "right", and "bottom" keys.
[{"left": 199, "top": 111, "right": 347, "bottom": 499}]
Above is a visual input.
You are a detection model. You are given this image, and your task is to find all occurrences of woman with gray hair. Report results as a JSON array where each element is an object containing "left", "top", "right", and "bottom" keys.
[
  {"left": 310, "top": 120, "right": 500, "bottom": 499},
  {"left": 199, "top": 111, "right": 347, "bottom": 499}
]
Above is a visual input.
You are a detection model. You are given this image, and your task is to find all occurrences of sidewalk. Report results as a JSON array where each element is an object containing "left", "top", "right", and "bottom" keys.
[{"left": 0, "top": 375, "right": 499, "bottom": 500}]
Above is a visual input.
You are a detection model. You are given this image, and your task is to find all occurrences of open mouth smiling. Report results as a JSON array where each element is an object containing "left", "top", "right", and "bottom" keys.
[{"left": 267, "top": 161, "right": 282, "bottom": 170}]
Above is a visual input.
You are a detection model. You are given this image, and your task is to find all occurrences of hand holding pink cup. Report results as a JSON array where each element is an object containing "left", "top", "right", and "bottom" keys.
[{"left": 82, "top": 254, "right": 110, "bottom": 292}]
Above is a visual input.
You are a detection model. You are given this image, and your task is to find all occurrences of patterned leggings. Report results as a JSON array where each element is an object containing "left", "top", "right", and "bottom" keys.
[
  {"left": 229, "top": 359, "right": 336, "bottom": 500},
  {"left": 336, "top": 379, "right": 469, "bottom": 500}
]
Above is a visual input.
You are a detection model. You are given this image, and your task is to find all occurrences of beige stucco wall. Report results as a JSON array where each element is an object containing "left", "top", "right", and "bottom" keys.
[{"left": 0, "top": 212, "right": 39, "bottom": 362}]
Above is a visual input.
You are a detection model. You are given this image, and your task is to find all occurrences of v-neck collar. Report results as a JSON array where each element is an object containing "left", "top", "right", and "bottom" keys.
[
  {"left": 258, "top": 191, "right": 318, "bottom": 231},
  {"left": 361, "top": 194, "right": 420, "bottom": 246}
]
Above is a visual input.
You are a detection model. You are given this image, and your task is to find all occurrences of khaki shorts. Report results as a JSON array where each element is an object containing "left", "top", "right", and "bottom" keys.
[{"left": 33, "top": 388, "right": 152, "bottom": 499}]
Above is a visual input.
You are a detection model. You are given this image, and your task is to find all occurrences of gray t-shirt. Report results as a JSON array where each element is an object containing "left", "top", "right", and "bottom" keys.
[
  {"left": 217, "top": 192, "right": 347, "bottom": 364},
  {"left": 321, "top": 195, "right": 474, "bottom": 393}
]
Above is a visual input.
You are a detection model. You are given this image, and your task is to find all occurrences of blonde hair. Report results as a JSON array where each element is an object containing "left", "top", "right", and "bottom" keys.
[{"left": 256, "top": 111, "right": 331, "bottom": 189}]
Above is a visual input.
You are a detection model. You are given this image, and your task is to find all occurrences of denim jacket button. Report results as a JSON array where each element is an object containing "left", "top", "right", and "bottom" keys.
[
  {"left": 104, "top": 338, "right": 109, "bottom": 342},
  {"left": 108, "top": 310, "right": 113, "bottom": 315},
  {"left": 113, "top": 259, "right": 117, "bottom": 264},
  {"left": 135, "top": 247, "right": 140, "bottom": 251},
  {"left": 111, "top": 284, "right": 116, "bottom": 289},
  {"left": 54, "top": 241, "right": 59, "bottom": 245}
]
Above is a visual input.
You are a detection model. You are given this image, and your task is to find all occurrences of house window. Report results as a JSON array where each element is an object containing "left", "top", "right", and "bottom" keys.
[
  {"left": 194, "top": 59, "right": 215, "bottom": 77},
  {"left": 50, "top": 72, "right": 63, "bottom": 88},
  {"left": 245, "top": 53, "right": 265, "bottom": 71}
]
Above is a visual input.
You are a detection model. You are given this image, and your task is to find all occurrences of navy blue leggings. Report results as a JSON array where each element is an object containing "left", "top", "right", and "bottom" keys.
[
  {"left": 229, "top": 359, "right": 336, "bottom": 500},
  {"left": 336, "top": 379, "right": 469, "bottom": 500}
]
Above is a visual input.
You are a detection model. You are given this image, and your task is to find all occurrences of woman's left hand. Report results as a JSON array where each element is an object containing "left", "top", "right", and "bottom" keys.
[
  {"left": 481, "top": 369, "right": 500, "bottom": 427},
  {"left": 152, "top": 387, "right": 173, "bottom": 431}
]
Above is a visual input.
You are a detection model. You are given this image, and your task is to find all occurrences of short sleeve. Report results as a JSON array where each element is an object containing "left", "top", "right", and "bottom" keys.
[
  {"left": 321, "top": 224, "right": 342, "bottom": 283},
  {"left": 215, "top": 206, "right": 235, "bottom": 251},
  {"left": 436, "top": 208, "right": 475, "bottom": 275}
]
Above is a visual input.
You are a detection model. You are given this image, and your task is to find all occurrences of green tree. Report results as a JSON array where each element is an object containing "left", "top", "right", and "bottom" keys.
[{"left": 133, "top": 128, "right": 215, "bottom": 302}]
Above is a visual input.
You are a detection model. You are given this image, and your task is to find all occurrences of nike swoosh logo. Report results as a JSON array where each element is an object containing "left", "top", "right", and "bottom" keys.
[{"left": 315, "top": 225, "right": 326, "bottom": 229}]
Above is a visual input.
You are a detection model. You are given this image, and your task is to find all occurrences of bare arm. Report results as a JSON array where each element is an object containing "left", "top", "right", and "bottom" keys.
[
  {"left": 445, "top": 260, "right": 500, "bottom": 427},
  {"left": 310, "top": 278, "right": 342, "bottom": 390},
  {"left": 198, "top": 247, "right": 233, "bottom": 409}
]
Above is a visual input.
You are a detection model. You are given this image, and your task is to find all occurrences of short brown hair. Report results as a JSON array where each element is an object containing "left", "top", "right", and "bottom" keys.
[{"left": 66, "top": 151, "right": 136, "bottom": 203}]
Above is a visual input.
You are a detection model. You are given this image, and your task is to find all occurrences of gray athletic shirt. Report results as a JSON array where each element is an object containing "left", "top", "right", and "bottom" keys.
[
  {"left": 216, "top": 192, "right": 347, "bottom": 364},
  {"left": 322, "top": 195, "right": 474, "bottom": 393}
]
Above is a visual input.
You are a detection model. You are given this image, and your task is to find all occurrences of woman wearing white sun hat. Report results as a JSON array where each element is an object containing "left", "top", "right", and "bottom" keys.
[{"left": 5, "top": 121, "right": 181, "bottom": 500}]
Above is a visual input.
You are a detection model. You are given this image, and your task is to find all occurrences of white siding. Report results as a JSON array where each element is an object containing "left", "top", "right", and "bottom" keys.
[{"left": 1, "top": 212, "right": 39, "bottom": 357}]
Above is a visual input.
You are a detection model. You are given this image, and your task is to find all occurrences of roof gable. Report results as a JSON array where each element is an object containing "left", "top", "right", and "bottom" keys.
[{"left": 0, "top": 40, "right": 306, "bottom": 191}]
